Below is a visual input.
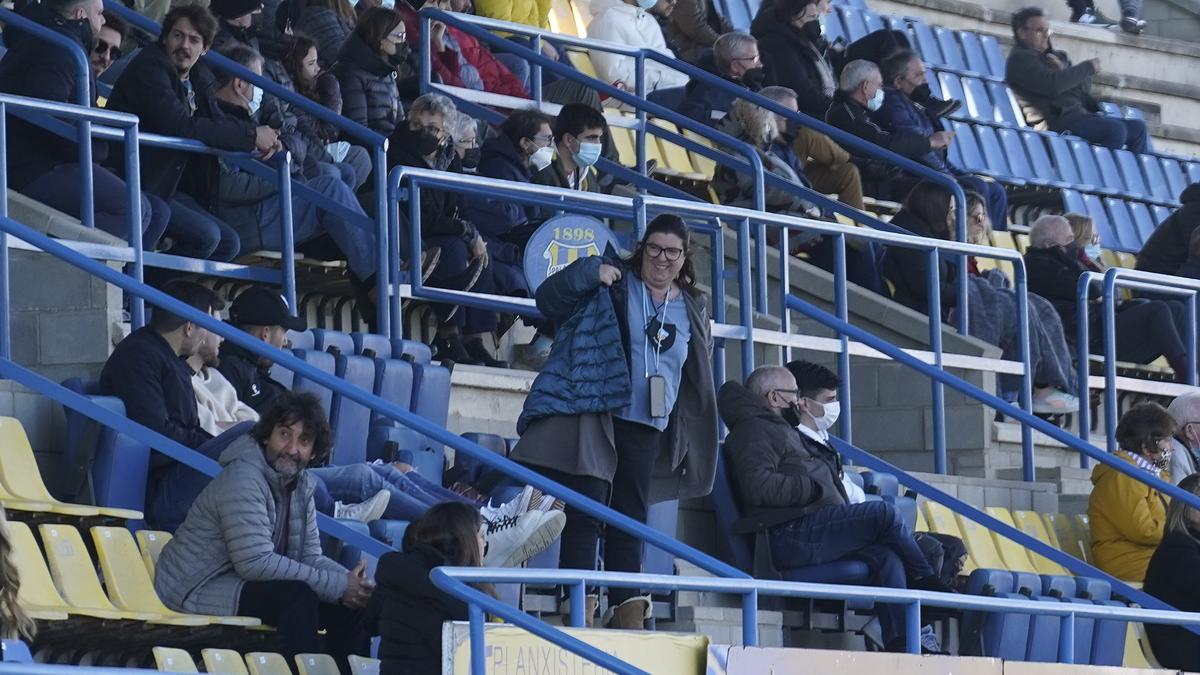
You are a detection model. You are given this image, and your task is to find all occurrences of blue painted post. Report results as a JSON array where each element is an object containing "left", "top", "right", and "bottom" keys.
[
  {"left": 531, "top": 35, "right": 543, "bottom": 105},
  {"left": 418, "top": 15, "right": 432, "bottom": 95},
  {"left": 78, "top": 120, "right": 94, "bottom": 229},
  {"left": 1188, "top": 294, "right": 1197, "bottom": 385},
  {"left": 276, "top": 153, "right": 297, "bottom": 316},
  {"left": 1075, "top": 276, "right": 1092, "bottom": 467},
  {"left": 737, "top": 218, "right": 755, "bottom": 374},
  {"left": 1014, "top": 265, "right": 1033, "bottom": 482},
  {"left": 0, "top": 101, "right": 7, "bottom": 360},
  {"left": 635, "top": 55, "right": 647, "bottom": 182},
  {"left": 374, "top": 144, "right": 390, "bottom": 337},
  {"left": 569, "top": 582, "right": 586, "bottom": 628},
  {"left": 388, "top": 184, "right": 403, "bottom": 340},
  {"left": 834, "top": 234, "right": 851, "bottom": 444},
  {"left": 1103, "top": 281, "right": 1119, "bottom": 453},
  {"left": 711, "top": 220, "right": 727, "bottom": 385},
  {"left": 905, "top": 601, "right": 921, "bottom": 654},
  {"left": 124, "top": 126, "right": 145, "bottom": 329},
  {"left": 778, "top": 222, "right": 791, "bottom": 363},
  {"left": 927, "top": 249, "right": 947, "bottom": 474},
  {"left": 755, "top": 222, "right": 767, "bottom": 314},
  {"left": 633, "top": 195, "right": 647, "bottom": 241},
  {"left": 469, "top": 603, "right": 487, "bottom": 674},
  {"left": 1059, "top": 613, "right": 1075, "bottom": 664},
  {"left": 742, "top": 590, "right": 759, "bottom": 646}
]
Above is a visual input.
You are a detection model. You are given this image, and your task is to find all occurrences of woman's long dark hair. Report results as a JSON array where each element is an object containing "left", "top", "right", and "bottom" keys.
[
  {"left": 354, "top": 6, "right": 403, "bottom": 57},
  {"left": 403, "top": 502, "right": 497, "bottom": 597},
  {"left": 283, "top": 33, "right": 321, "bottom": 99},
  {"left": 901, "top": 180, "right": 955, "bottom": 239},
  {"left": 624, "top": 214, "right": 699, "bottom": 296}
]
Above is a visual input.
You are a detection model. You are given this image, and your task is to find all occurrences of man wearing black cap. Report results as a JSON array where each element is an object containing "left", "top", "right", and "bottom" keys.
[{"left": 218, "top": 286, "right": 302, "bottom": 414}]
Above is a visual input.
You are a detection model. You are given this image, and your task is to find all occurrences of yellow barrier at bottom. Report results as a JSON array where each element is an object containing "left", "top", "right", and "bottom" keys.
[{"left": 713, "top": 647, "right": 1177, "bottom": 675}]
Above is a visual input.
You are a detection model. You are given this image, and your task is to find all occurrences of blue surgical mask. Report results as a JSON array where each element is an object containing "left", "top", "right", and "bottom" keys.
[
  {"left": 867, "top": 87, "right": 884, "bottom": 111},
  {"left": 573, "top": 141, "right": 602, "bottom": 168},
  {"left": 1084, "top": 243, "right": 1102, "bottom": 261},
  {"left": 636, "top": 0, "right": 657, "bottom": 8},
  {"left": 247, "top": 85, "right": 263, "bottom": 116}
]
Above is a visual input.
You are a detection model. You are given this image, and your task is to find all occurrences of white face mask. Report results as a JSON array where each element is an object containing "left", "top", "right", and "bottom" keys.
[
  {"left": 866, "top": 87, "right": 884, "bottom": 111},
  {"left": 1084, "top": 243, "right": 1102, "bottom": 261},
  {"left": 530, "top": 145, "right": 555, "bottom": 171},
  {"left": 808, "top": 398, "right": 841, "bottom": 432},
  {"left": 246, "top": 84, "right": 263, "bottom": 116}
]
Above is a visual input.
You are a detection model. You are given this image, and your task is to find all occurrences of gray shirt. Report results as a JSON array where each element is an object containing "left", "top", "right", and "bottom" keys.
[{"left": 616, "top": 280, "right": 691, "bottom": 430}]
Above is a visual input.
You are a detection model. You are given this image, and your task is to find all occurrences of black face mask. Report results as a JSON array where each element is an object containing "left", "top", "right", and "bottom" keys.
[
  {"left": 412, "top": 128, "right": 442, "bottom": 158},
  {"left": 388, "top": 43, "right": 411, "bottom": 66},
  {"left": 912, "top": 83, "right": 932, "bottom": 103},
  {"left": 460, "top": 147, "right": 482, "bottom": 171},
  {"left": 740, "top": 67, "right": 765, "bottom": 91},
  {"left": 1058, "top": 241, "right": 1080, "bottom": 258},
  {"left": 780, "top": 400, "right": 803, "bottom": 427}
]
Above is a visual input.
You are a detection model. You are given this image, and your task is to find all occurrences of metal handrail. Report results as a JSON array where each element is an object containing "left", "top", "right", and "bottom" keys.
[
  {"left": 392, "top": 167, "right": 1033, "bottom": 474},
  {"left": 0, "top": 213, "right": 748, "bottom": 581},
  {"left": 430, "top": 566, "right": 1200, "bottom": 674},
  {"left": 1076, "top": 267, "right": 1200, "bottom": 456},
  {"left": 100, "top": 0, "right": 394, "bottom": 335}
]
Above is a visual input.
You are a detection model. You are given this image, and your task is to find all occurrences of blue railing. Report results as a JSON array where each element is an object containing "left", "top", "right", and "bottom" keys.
[
  {"left": 0, "top": 212, "right": 753, "bottom": 581},
  {"left": 431, "top": 567, "right": 1200, "bottom": 674},
  {"left": 420, "top": 7, "right": 971, "bottom": 333},
  {"left": 1076, "top": 267, "right": 1200, "bottom": 458},
  {"left": 101, "top": 1, "right": 396, "bottom": 335},
  {"left": 392, "top": 168, "right": 1032, "bottom": 474}
]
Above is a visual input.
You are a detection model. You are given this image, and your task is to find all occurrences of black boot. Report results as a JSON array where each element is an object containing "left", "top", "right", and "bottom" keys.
[
  {"left": 432, "top": 334, "right": 480, "bottom": 365},
  {"left": 464, "top": 337, "right": 509, "bottom": 368}
]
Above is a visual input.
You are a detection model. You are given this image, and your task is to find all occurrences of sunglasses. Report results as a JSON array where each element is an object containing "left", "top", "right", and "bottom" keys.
[{"left": 94, "top": 39, "right": 122, "bottom": 61}]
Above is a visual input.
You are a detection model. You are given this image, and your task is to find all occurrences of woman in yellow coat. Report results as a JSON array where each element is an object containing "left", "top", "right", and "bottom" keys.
[{"left": 1088, "top": 402, "right": 1177, "bottom": 582}]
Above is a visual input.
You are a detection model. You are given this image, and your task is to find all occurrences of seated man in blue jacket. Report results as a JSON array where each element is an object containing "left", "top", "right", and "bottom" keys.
[
  {"left": 875, "top": 49, "right": 1009, "bottom": 230},
  {"left": 678, "top": 31, "right": 764, "bottom": 124}
]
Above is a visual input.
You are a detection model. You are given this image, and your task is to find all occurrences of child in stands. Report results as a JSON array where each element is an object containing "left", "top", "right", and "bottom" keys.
[
  {"left": 0, "top": 509, "right": 35, "bottom": 643},
  {"left": 374, "top": 502, "right": 495, "bottom": 675}
]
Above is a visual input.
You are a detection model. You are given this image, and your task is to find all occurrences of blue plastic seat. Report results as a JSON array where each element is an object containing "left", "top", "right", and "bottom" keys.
[
  {"left": 822, "top": 8, "right": 847, "bottom": 43},
  {"left": 1082, "top": 193, "right": 1120, "bottom": 249},
  {"left": 960, "top": 569, "right": 1030, "bottom": 659},
  {"left": 1021, "top": 131, "right": 1069, "bottom": 188},
  {"left": 61, "top": 378, "right": 150, "bottom": 521},
  {"left": 987, "top": 82, "right": 1026, "bottom": 128},
  {"left": 366, "top": 357, "right": 421, "bottom": 463},
  {"left": 1139, "top": 153, "right": 1175, "bottom": 203},
  {"left": 329, "top": 354, "right": 376, "bottom": 465},
  {"left": 288, "top": 329, "right": 315, "bottom": 351},
  {"left": 961, "top": 76, "right": 996, "bottom": 124},
  {"left": 1151, "top": 204, "right": 1173, "bottom": 226},
  {"left": 1161, "top": 157, "right": 1190, "bottom": 202},
  {"left": 1127, "top": 201, "right": 1157, "bottom": 243},
  {"left": 836, "top": 5, "right": 868, "bottom": 42},
  {"left": 907, "top": 17, "right": 944, "bottom": 66},
  {"left": 351, "top": 332, "right": 393, "bottom": 358},
  {"left": 975, "top": 126, "right": 1020, "bottom": 181},
  {"left": 312, "top": 329, "right": 354, "bottom": 355},
  {"left": 844, "top": 470, "right": 864, "bottom": 489},
  {"left": 1074, "top": 576, "right": 1112, "bottom": 601},
  {"left": 290, "top": 349, "right": 337, "bottom": 416},
  {"left": 861, "top": 9, "right": 883, "bottom": 33},
  {"left": 409, "top": 362, "right": 451, "bottom": 481},
  {"left": 2, "top": 640, "right": 33, "bottom": 663},
  {"left": 882, "top": 495, "right": 918, "bottom": 532},
  {"left": 1039, "top": 574, "right": 1077, "bottom": 598},
  {"left": 861, "top": 470, "right": 899, "bottom": 496},
  {"left": 456, "top": 432, "right": 508, "bottom": 489},
  {"left": 392, "top": 338, "right": 433, "bottom": 364},
  {"left": 1068, "top": 139, "right": 1114, "bottom": 195},
  {"left": 958, "top": 30, "right": 993, "bottom": 78},
  {"left": 1114, "top": 149, "right": 1154, "bottom": 201},
  {"left": 996, "top": 128, "right": 1045, "bottom": 185},
  {"left": 643, "top": 500, "right": 680, "bottom": 579},
  {"left": 1045, "top": 135, "right": 1093, "bottom": 190},
  {"left": 933, "top": 26, "right": 967, "bottom": 71},
  {"left": 1092, "top": 146, "right": 1141, "bottom": 199},
  {"left": 1098, "top": 101, "right": 1121, "bottom": 117},
  {"left": 1104, "top": 198, "right": 1141, "bottom": 251},
  {"left": 1123, "top": 105, "right": 1145, "bottom": 120},
  {"left": 1091, "top": 599, "right": 1128, "bottom": 666},
  {"left": 937, "top": 72, "right": 968, "bottom": 121},
  {"left": 1186, "top": 160, "right": 1200, "bottom": 184},
  {"left": 980, "top": 34, "right": 1006, "bottom": 78},
  {"left": 950, "top": 120, "right": 989, "bottom": 176}
]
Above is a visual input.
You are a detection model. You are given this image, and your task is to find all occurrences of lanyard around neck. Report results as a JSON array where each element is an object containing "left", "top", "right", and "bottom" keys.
[{"left": 641, "top": 282, "right": 672, "bottom": 378}]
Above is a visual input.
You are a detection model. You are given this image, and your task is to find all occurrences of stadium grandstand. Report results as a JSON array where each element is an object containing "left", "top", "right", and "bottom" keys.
[{"left": 0, "top": 0, "right": 1196, "bottom": 670}]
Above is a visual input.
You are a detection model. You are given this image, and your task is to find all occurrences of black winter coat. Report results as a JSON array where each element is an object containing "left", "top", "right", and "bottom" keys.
[
  {"left": 374, "top": 545, "right": 468, "bottom": 675},
  {"left": 1136, "top": 183, "right": 1200, "bottom": 275},
  {"left": 881, "top": 208, "right": 958, "bottom": 317},
  {"left": 106, "top": 43, "right": 257, "bottom": 201},
  {"left": 825, "top": 89, "right": 931, "bottom": 162},
  {"left": 216, "top": 335, "right": 289, "bottom": 415},
  {"left": 386, "top": 126, "right": 477, "bottom": 243},
  {"left": 333, "top": 34, "right": 403, "bottom": 137},
  {"left": 0, "top": 3, "right": 105, "bottom": 189},
  {"left": 751, "top": 10, "right": 836, "bottom": 120},
  {"left": 1024, "top": 244, "right": 1100, "bottom": 335},
  {"left": 718, "top": 381, "right": 848, "bottom": 524},
  {"left": 1144, "top": 530, "right": 1200, "bottom": 672}
]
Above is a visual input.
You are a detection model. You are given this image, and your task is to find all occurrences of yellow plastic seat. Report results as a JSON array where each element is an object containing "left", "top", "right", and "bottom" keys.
[
  {"left": 295, "top": 654, "right": 340, "bottom": 675},
  {"left": 920, "top": 502, "right": 977, "bottom": 573},
  {"left": 1011, "top": 510, "right": 1074, "bottom": 574},
  {"left": 608, "top": 125, "right": 637, "bottom": 168},
  {"left": 347, "top": 655, "right": 380, "bottom": 675},
  {"left": 89, "top": 526, "right": 259, "bottom": 627},
  {"left": 647, "top": 120, "right": 704, "bottom": 180},
  {"left": 1042, "top": 512, "right": 1087, "bottom": 562},
  {"left": 984, "top": 507, "right": 1060, "bottom": 574},
  {"left": 1122, "top": 622, "right": 1153, "bottom": 667},
  {"left": 246, "top": 652, "right": 294, "bottom": 675},
  {"left": 152, "top": 647, "right": 198, "bottom": 673},
  {"left": 0, "top": 417, "right": 141, "bottom": 520},
  {"left": 915, "top": 503, "right": 929, "bottom": 532},
  {"left": 681, "top": 129, "right": 717, "bottom": 180},
  {"left": 1072, "top": 514, "right": 1094, "bottom": 562},
  {"left": 952, "top": 511, "right": 1008, "bottom": 572},
  {"left": 136, "top": 530, "right": 173, "bottom": 581},
  {"left": 990, "top": 230, "right": 1018, "bottom": 251},
  {"left": 202, "top": 649, "right": 251, "bottom": 675},
  {"left": 3, "top": 520, "right": 71, "bottom": 621},
  {"left": 38, "top": 523, "right": 162, "bottom": 622},
  {"left": 566, "top": 50, "right": 598, "bottom": 80},
  {"left": 1014, "top": 233, "right": 1030, "bottom": 252},
  {"left": 1116, "top": 251, "right": 1137, "bottom": 269},
  {"left": 547, "top": 0, "right": 580, "bottom": 35}
]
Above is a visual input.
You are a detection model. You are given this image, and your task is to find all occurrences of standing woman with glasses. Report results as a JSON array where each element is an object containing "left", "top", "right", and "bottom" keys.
[{"left": 510, "top": 214, "right": 719, "bottom": 630}]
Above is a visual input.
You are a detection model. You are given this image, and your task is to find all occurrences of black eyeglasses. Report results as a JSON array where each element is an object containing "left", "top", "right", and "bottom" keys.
[
  {"left": 644, "top": 242, "right": 684, "bottom": 261},
  {"left": 94, "top": 38, "right": 121, "bottom": 61}
]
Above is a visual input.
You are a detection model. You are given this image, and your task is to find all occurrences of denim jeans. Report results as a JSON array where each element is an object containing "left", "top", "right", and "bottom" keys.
[
  {"left": 255, "top": 174, "right": 377, "bottom": 281},
  {"left": 769, "top": 500, "right": 935, "bottom": 645},
  {"left": 146, "top": 426, "right": 245, "bottom": 532},
  {"left": 20, "top": 163, "right": 167, "bottom": 249},
  {"left": 1061, "top": 115, "right": 1149, "bottom": 154},
  {"left": 167, "top": 193, "right": 241, "bottom": 261},
  {"left": 310, "top": 463, "right": 476, "bottom": 521}
]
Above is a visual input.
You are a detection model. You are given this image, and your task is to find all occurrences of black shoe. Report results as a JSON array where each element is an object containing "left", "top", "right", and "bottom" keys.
[
  {"left": 432, "top": 334, "right": 480, "bottom": 365},
  {"left": 434, "top": 257, "right": 485, "bottom": 324},
  {"left": 1120, "top": 15, "right": 1146, "bottom": 33},
  {"left": 464, "top": 337, "right": 509, "bottom": 368},
  {"left": 420, "top": 246, "right": 442, "bottom": 283},
  {"left": 1071, "top": 6, "right": 1117, "bottom": 25},
  {"left": 911, "top": 575, "right": 958, "bottom": 595},
  {"left": 925, "top": 97, "right": 962, "bottom": 119}
]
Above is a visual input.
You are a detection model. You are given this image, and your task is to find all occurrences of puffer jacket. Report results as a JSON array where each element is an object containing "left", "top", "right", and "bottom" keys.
[
  {"left": 333, "top": 33, "right": 404, "bottom": 137},
  {"left": 1137, "top": 182, "right": 1200, "bottom": 275},
  {"left": 300, "top": 6, "right": 356, "bottom": 68},
  {"left": 875, "top": 88, "right": 955, "bottom": 174},
  {"left": 466, "top": 133, "right": 536, "bottom": 239},
  {"left": 153, "top": 434, "right": 349, "bottom": 616},
  {"left": 586, "top": 0, "right": 689, "bottom": 91},
  {"left": 516, "top": 255, "right": 630, "bottom": 433},
  {"left": 474, "top": 0, "right": 552, "bottom": 29},
  {"left": 750, "top": 8, "right": 836, "bottom": 120},
  {"left": 1087, "top": 451, "right": 1169, "bottom": 582},
  {"left": 718, "top": 381, "right": 848, "bottom": 523},
  {"left": 374, "top": 544, "right": 468, "bottom": 675},
  {"left": 1004, "top": 40, "right": 1099, "bottom": 131}
]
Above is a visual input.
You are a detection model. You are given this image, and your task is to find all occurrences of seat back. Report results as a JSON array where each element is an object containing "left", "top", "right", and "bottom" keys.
[
  {"left": 907, "top": 18, "right": 944, "bottom": 65},
  {"left": 89, "top": 526, "right": 172, "bottom": 613},
  {"left": 1011, "top": 511, "right": 1071, "bottom": 573},
  {"left": 1074, "top": 576, "right": 1112, "bottom": 601},
  {"left": 295, "top": 653, "right": 340, "bottom": 675},
  {"left": 1187, "top": 160, "right": 1200, "bottom": 184},
  {"left": 371, "top": 358, "right": 414, "bottom": 422},
  {"left": 1046, "top": 135, "right": 1085, "bottom": 185},
  {"left": 1081, "top": 193, "right": 1119, "bottom": 249},
  {"left": 938, "top": 74, "right": 968, "bottom": 120},
  {"left": 961, "top": 77, "right": 996, "bottom": 124},
  {"left": 997, "top": 128, "right": 1033, "bottom": 178},
  {"left": 1113, "top": 149, "right": 1151, "bottom": 198},
  {"left": 39, "top": 523, "right": 120, "bottom": 611},
  {"left": 152, "top": 647, "right": 198, "bottom": 673},
  {"left": 330, "top": 354, "right": 376, "bottom": 465},
  {"left": 1139, "top": 153, "right": 1173, "bottom": 202},
  {"left": 290, "top": 349, "right": 338, "bottom": 417},
  {"left": 1072, "top": 514, "right": 1094, "bottom": 561},
  {"left": 0, "top": 417, "right": 61, "bottom": 503},
  {"left": 988, "top": 82, "right": 1025, "bottom": 127},
  {"left": 979, "top": 34, "right": 1006, "bottom": 77},
  {"left": 1092, "top": 147, "right": 1131, "bottom": 196},
  {"left": 1042, "top": 512, "right": 1087, "bottom": 561},
  {"left": 1068, "top": 139, "right": 1105, "bottom": 188},
  {"left": 974, "top": 125, "right": 1012, "bottom": 176},
  {"left": 1021, "top": 131, "right": 1056, "bottom": 177},
  {"left": 1127, "top": 201, "right": 1158, "bottom": 243},
  {"left": 950, "top": 121, "right": 986, "bottom": 173},
  {"left": 960, "top": 568, "right": 1029, "bottom": 659},
  {"left": 1104, "top": 198, "right": 1141, "bottom": 251},
  {"left": 860, "top": 470, "right": 899, "bottom": 496},
  {"left": 921, "top": 502, "right": 975, "bottom": 571},
  {"left": 954, "top": 512, "right": 1008, "bottom": 570},
  {"left": 1091, "top": 599, "right": 1128, "bottom": 666},
  {"left": 981, "top": 507, "right": 1041, "bottom": 574},
  {"left": 1039, "top": 574, "right": 1076, "bottom": 599},
  {"left": 643, "top": 500, "right": 679, "bottom": 578},
  {"left": 933, "top": 26, "right": 967, "bottom": 70},
  {"left": 135, "top": 530, "right": 173, "bottom": 581},
  {"left": 287, "top": 330, "right": 315, "bottom": 352},
  {"left": 1160, "top": 157, "right": 1189, "bottom": 201},
  {"left": 708, "top": 450, "right": 754, "bottom": 571},
  {"left": 958, "top": 30, "right": 991, "bottom": 77},
  {"left": 312, "top": 329, "right": 354, "bottom": 356},
  {"left": 5, "top": 520, "right": 69, "bottom": 610},
  {"left": 347, "top": 655, "right": 381, "bottom": 675},
  {"left": 202, "top": 649, "right": 251, "bottom": 675},
  {"left": 351, "top": 332, "right": 392, "bottom": 358},
  {"left": 409, "top": 362, "right": 451, "bottom": 481},
  {"left": 245, "top": 652, "right": 293, "bottom": 675},
  {"left": 836, "top": 5, "right": 868, "bottom": 41}
]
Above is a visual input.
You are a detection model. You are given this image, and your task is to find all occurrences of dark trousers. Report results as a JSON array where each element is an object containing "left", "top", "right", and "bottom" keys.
[
  {"left": 20, "top": 162, "right": 169, "bottom": 250},
  {"left": 166, "top": 192, "right": 241, "bottom": 261},
  {"left": 1108, "top": 299, "right": 1188, "bottom": 363},
  {"left": 1062, "top": 116, "right": 1149, "bottom": 154},
  {"left": 769, "top": 500, "right": 935, "bottom": 644},
  {"left": 146, "top": 426, "right": 242, "bottom": 532},
  {"left": 536, "top": 418, "right": 663, "bottom": 605},
  {"left": 238, "top": 580, "right": 369, "bottom": 675}
]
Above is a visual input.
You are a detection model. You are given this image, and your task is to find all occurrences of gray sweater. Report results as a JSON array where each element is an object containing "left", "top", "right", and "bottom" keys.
[{"left": 153, "top": 434, "right": 348, "bottom": 616}]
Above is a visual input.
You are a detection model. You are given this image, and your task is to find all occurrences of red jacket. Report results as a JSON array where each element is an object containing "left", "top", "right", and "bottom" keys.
[{"left": 397, "top": 2, "right": 527, "bottom": 98}]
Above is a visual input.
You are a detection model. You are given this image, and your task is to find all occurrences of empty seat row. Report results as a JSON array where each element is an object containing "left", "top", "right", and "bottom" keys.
[
  {"left": 921, "top": 501, "right": 1093, "bottom": 576},
  {"left": 153, "top": 646, "right": 379, "bottom": 674}
]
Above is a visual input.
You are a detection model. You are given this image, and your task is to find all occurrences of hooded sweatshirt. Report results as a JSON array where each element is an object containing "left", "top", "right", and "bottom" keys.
[
  {"left": 586, "top": 0, "right": 689, "bottom": 92},
  {"left": 1087, "top": 451, "right": 1168, "bottom": 582},
  {"left": 153, "top": 434, "right": 348, "bottom": 616}
]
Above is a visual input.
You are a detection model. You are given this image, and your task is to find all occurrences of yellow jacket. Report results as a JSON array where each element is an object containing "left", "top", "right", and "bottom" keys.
[
  {"left": 1088, "top": 452, "right": 1169, "bottom": 582},
  {"left": 474, "top": 0, "right": 553, "bottom": 29}
]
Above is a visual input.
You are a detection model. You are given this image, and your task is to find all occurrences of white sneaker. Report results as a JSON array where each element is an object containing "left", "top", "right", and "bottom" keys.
[
  {"left": 333, "top": 489, "right": 390, "bottom": 523},
  {"left": 480, "top": 486, "right": 534, "bottom": 522},
  {"left": 483, "top": 509, "right": 566, "bottom": 567}
]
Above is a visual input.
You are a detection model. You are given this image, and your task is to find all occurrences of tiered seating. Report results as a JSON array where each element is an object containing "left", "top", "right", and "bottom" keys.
[{"left": 150, "top": 647, "right": 379, "bottom": 674}]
